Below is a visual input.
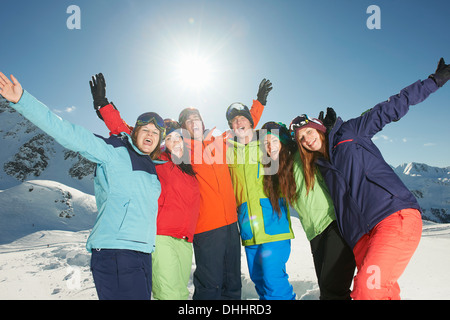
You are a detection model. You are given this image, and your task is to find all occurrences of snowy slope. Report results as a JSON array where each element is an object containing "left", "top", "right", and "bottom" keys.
[
  {"left": 0, "top": 173, "right": 448, "bottom": 299},
  {"left": 0, "top": 216, "right": 449, "bottom": 300},
  {"left": 0, "top": 180, "right": 97, "bottom": 244}
]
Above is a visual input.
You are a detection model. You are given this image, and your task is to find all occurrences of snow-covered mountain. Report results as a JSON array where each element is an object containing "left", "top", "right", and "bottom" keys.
[
  {"left": 0, "top": 98, "right": 95, "bottom": 195},
  {"left": 0, "top": 180, "right": 97, "bottom": 244},
  {"left": 394, "top": 162, "right": 450, "bottom": 223},
  {"left": 0, "top": 97, "right": 98, "bottom": 244}
]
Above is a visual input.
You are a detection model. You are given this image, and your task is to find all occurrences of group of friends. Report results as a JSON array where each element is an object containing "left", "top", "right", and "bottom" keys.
[{"left": 0, "top": 57, "right": 448, "bottom": 300}]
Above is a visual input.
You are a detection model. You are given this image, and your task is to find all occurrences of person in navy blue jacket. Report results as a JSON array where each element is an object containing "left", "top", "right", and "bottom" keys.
[{"left": 289, "top": 58, "right": 450, "bottom": 300}]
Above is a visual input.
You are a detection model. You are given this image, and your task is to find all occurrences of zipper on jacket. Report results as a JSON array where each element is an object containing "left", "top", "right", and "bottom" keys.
[
  {"left": 333, "top": 139, "right": 354, "bottom": 149},
  {"left": 257, "top": 162, "right": 260, "bottom": 179}
]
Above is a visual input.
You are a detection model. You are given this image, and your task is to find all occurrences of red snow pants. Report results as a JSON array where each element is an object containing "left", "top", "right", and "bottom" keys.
[{"left": 351, "top": 209, "right": 422, "bottom": 300}]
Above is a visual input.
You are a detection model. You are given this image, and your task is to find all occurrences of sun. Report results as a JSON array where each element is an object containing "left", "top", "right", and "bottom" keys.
[{"left": 174, "top": 53, "right": 214, "bottom": 91}]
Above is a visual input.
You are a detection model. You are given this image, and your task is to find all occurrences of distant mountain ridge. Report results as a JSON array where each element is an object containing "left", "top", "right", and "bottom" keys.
[{"left": 393, "top": 162, "right": 450, "bottom": 223}]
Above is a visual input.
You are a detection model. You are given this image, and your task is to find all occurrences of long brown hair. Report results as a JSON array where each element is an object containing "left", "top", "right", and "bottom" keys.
[
  {"left": 296, "top": 130, "right": 329, "bottom": 194},
  {"left": 263, "top": 138, "right": 298, "bottom": 215}
]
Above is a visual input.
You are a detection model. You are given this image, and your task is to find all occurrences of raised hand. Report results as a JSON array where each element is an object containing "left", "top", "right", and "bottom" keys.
[
  {"left": 257, "top": 79, "right": 273, "bottom": 106},
  {"left": 318, "top": 107, "right": 337, "bottom": 133},
  {"left": 90, "top": 73, "right": 109, "bottom": 109},
  {"left": 430, "top": 57, "right": 450, "bottom": 88},
  {"left": 0, "top": 72, "right": 23, "bottom": 103}
]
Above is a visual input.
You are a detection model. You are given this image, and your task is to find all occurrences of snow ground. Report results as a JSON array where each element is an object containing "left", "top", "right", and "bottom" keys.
[{"left": 0, "top": 219, "right": 449, "bottom": 300}]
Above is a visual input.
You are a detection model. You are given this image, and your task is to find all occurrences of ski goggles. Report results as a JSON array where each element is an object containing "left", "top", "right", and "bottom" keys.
[
  {"left": 227, "top": 102, "right": 248, "bottom": 114},
  {"left": 164, "top": 119, "right": 183, "bottom": 137},
  {"left": 135, "top": 112, "right": 165, "bottom": 132},
  {"left": 289, "top": 114, "right": 323, "bottom": 137},
  {"left": 226, "top": 102, "right": 250, "bottom": 119}
]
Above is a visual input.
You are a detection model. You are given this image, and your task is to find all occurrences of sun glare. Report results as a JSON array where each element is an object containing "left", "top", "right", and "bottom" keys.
[{"left": 175, "top": 53, "right": 213, "bottom": 91}]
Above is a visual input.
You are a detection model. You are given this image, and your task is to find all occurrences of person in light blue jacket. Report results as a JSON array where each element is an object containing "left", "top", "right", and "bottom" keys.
[{"left": 0, "top": 72, "right": 164, "bottom": 300}]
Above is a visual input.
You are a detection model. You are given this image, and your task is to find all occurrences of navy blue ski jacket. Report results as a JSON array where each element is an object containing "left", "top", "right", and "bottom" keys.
[{"left": 316, "top": 78, "right": 439, "bottom": 249}]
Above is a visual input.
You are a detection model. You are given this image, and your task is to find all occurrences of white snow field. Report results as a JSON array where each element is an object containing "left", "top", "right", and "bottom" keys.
[{"left": 0, "top": 180, "right": 448, "bottom": 300}]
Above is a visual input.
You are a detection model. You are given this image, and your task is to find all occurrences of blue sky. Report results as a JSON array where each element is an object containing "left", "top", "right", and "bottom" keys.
[{"left": 1, "top": 0, "right": 449, "bottom": 167}]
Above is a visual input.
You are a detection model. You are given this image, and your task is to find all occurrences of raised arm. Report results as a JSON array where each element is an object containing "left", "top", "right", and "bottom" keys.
[
  {"left": 250, "top": 78, "right": 272, "bottom": 128},
  {"left": 99, "top": 104, "right": 133, "bottom": 135},
  {"left": 350, "top": 58, "right": 448, "bottom": 139},
  {"left": 90, "top": 73, "right": 133, "bottom": 135},
  {"left": 0, "top": 72, "right": 114, "bottom": 164}
]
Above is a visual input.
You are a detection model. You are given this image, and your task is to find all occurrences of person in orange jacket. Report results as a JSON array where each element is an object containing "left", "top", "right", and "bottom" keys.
[{"left": 177, "top": 79, "right": 272, "bottom": 299}]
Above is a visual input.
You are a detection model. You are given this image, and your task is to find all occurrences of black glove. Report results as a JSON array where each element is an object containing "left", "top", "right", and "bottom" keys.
[
  {"left": 429, "top": 57, "right": 450, "bottom": 87},
  {"left": 318, "top": 107, "right": 337, "bottom": 133},
  {"left": 257, "top": 79, "right": 273, "bottom": 106},
  {"left": 90, "top": 73, "right": 109, "bottom": 120}
]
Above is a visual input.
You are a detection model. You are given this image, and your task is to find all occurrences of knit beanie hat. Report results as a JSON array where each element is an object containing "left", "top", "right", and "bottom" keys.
[
  {"left": 289, "top": 114, "right": 326, "bottom": 138},
  {"left": 261, "top": 121, "right": 293, "bottom": 146}
]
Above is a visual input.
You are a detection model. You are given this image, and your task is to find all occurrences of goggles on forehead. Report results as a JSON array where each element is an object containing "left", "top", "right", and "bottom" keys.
[
  {"left": 226, "top": 102, "right": 249, "bottom": 118},
  {"left": 164, "top": 119, "right": 183, "bottom": 137},
  {"left": 136, "top": 112, "right": 165, "bottom": 131},
  {"left": 289, "top": 114, "right": 323, "bottom": 136},
  {"left": 227, "top": 102, "right": 247, "bottom": 112}
]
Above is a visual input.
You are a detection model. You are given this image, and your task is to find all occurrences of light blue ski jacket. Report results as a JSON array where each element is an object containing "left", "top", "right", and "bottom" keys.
[{"left": 9, "top": 90, "right": 161, "bottom": 253}]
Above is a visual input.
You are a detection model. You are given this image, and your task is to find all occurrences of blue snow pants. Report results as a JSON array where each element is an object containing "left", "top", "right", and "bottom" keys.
[
  {"left": 245, "top": 239, "right": 296, "bottom": 300},
  {"left": 90, "top": 249, "right": 152, "bottom": 300}
]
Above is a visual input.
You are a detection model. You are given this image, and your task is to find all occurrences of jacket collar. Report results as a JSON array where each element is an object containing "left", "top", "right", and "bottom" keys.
[
  {"left": 120, "top": 132, "right": 166, "bottom": 164},
  {"left": 121, "top": 132, "right": 147, "bottom": 156},
  {"left": 326, "top": 117, "right": 345, "bottom": 162},
  {"left": 227, "top": 130, "right": 261, "bottom": 147}
]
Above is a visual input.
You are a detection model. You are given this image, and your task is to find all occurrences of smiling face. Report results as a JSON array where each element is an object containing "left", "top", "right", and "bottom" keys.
[
  {"left": 184, "top": 114, "right": 204, "bottom": 141},
  {"left": 165, "top": 131, "right": 184, "bottom": 158},
  {"left": 296, "top": 127, "right": 323, "bottom": 152},
  {"left": 134, "top": 123, "right": 161, "bottom": 155},
  {"left": 231, "top": 115, "right": 253, "bottom": 142},
  {"left": 264, "top": 134, "right": 282, "bottom": 161}
]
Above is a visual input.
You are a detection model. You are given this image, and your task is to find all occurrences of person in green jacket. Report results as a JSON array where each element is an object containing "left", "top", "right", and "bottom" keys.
[
  {"left": 225, "top": 104, "right": 296, "bottom": 300},
  {"left": 276, "top": 114, "right": 355, "bottom": 300}
]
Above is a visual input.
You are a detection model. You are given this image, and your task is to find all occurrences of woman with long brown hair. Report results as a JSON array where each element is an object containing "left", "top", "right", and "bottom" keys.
[
  {"left": 289, "top": 57, "right": 449, "bottom": 299},
  {"left": 238, "top": 121, "right": 297, "bottom": 300},
  {"left": 261, "top": 122, "right": 297, "bottom": 215},
  {"left": 286, "top": 115, "right": 355, "bottom": 300}
]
